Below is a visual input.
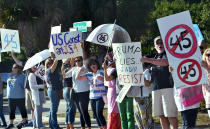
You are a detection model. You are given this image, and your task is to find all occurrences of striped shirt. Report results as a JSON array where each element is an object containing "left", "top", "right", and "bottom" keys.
[{"left": 86, "top": 70, "right": 107, "bottom": 99}]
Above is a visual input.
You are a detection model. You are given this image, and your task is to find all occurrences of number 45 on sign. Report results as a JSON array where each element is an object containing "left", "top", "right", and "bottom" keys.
[{"left": 0, "top": 29, "right": 20, "bottom": 53}]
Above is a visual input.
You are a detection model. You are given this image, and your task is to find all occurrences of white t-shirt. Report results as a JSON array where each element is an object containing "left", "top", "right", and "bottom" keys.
[
  {"left": 174, "top": 87, "right": 200, "bottom": 112},
  {"left": 66, "top": 66, "right": 90, "bottom": 93}
]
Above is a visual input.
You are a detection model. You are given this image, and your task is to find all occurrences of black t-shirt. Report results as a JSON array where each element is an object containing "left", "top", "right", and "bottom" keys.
[
  {"left": 46, "top": 68, "right": 63, "bottom": 90},
  {"left": 147, "top": 52, "right": 173, "bottom": 91}
]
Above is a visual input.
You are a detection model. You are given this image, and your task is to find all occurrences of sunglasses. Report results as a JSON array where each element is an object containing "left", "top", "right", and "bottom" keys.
[
  {"left": 12, "top": 66, "right": 18, "bottom": 69},
  {"left": 199, "top": 46, "right": 204, "bottom": 50},
  {"left": 156, "top": 41, "right": 163, "bottom": 45},
  {"left": 75, "top": 60, "right": 82, "bottom": 63},
  {"left": 206, "top": 54, "right": 210, "bottom": 57}
]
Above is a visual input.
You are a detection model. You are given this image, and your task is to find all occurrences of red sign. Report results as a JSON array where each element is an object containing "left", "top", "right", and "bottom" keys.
[
  {"left": 177, "top": 59, "right": 202, "bottom": 85},
  {"left": 165, "top": 24, "right": 197, "bottom": 58}
]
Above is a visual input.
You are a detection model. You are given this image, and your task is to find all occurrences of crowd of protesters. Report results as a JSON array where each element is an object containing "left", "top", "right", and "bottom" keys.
[{"left": 0, "top": 35, "right": 209, "bottom": 129}]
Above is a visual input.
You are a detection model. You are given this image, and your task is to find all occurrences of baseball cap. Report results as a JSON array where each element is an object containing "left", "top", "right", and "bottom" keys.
[{"left": 154, "top": 36, "right": 162, "bottom": 44}]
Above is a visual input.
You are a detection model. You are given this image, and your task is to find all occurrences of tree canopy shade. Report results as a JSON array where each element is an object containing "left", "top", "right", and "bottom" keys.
[{"left": 0, "top": 0, "right": 209, "bottom": 62}]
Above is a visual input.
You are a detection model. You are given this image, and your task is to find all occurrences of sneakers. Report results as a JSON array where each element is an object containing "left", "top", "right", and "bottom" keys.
[
  {"left": 6, "top": 124, "right": 14, "bottom": 129},
  {"left": 16, "top": 121, "right": 28, "bottom": 129},
  {"left": 23, "top": 121, "right": 33, "bottom": 127}
]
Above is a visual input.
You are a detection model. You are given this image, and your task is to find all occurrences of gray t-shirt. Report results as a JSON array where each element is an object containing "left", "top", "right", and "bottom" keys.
[{"left": 66, "top": 66, "right": 90, "bottom": 93}]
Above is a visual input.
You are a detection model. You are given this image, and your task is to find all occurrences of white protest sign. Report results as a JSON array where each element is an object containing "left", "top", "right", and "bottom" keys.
[
  {"left": 49, "top": 25, "right": 61, "bottom": 52},
  {"left": 34, "top": 64, "right": 45, "bottom": 80},
  {"left": 116, "top": 85, "right": 131, "bottom": 103},
  {"left": 112, "top": 42, "right": 144, "bottom": 86},
  {"left": 157, "top": 10, "right": 208, "bottom": 89},
  {"left": 0, "top": 29, "right": 20, "bottom": 53},
  {"left": 51, "top": 31, "right": 83, "bottom": 60}
]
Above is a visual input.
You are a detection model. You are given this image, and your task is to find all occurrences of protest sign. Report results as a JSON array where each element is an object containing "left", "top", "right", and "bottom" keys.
[
  {"left": 51, "top": 31, "right": 83, "bottom": 60},
  {"left": 116, "top": 85, "right": 131, "bottom": 103},
  {"left": 49, "top": 25, "right": 61, "bottom": 52},
  {"left": 0, "top": 29, "right": 20, "bottom": 53},
  {"left": 193, "top": 24, "right": 204, "bottom": 46},
  {"left": 34, "top": 64, "right": 45, "bottom": 80},
  {"left": 157, "top": 10, "right": 208, "bottom": 89},
  {"left": 112, "top": 42, "right": 144, "bottom": 86}
]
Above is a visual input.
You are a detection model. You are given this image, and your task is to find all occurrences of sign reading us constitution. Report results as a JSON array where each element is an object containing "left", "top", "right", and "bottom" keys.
[
  {"left": 157, "top": 10, "right": 208, "bottom": 89},
  {"left": 112, "top": 42, "right": 144, "bottom": 86},
  {"left": 51, "top": 31, "right": 83, "bottom": 60}
]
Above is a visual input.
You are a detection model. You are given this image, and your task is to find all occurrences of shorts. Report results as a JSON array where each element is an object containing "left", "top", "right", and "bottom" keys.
[
  {"left": 152, "top": 88, "right": 178, "bottom": 117},
  {"left": 25, "top": 89, "right": 34, "bottom": 110}
]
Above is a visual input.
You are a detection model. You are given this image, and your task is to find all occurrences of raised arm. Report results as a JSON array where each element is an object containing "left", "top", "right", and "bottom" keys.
[
  {"left": 141, "top": 57, "right": 169, "bottom": 66},
  {"left": 50, "top": 59, "right": 58, "bottom": 73},
  {"left": 11, "top": 50, "right": 23, "bottom": 67},
  {"left": 102, "top": 62, "right": 115, "bottom": 81}
]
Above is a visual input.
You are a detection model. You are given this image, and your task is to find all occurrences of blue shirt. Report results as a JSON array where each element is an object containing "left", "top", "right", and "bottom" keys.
[
  {"left": 86, "top": 70, "right": 106, "bottom": 99},
  {"left": 7, "top": 74, "right": 25, "bottom": 98}
]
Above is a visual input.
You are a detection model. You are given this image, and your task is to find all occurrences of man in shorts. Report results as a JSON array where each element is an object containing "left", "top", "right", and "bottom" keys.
[{"left": 141, "top": 36, "right": 178, "bottom": 129}]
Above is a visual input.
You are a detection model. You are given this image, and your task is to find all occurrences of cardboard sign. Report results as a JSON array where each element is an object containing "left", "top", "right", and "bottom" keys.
[
  {"left": 34, "top": 64, "right": 45, "bottom": 80},
  {"left": 157, "top": 10, "right": 208, "bottom": 89},
  {"left": 49, "top": 25, "right": 61, "bottom": 52},
  {"left": 112, "top": 42, "right": 144, "bottom": 86},
  {"left": 51, "top": 31, "right": 83, "bottom": 60},
  {"left": 0, "top": 29, "right": 20, "bottom": 53},
  {"left": 116, "top": 85, "right": 131, "bottom": 103},
  {"left": 193, "top": 24, "right": 204, "bottom": 46}
]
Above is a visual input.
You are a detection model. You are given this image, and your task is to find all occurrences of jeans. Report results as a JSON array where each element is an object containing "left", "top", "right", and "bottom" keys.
[
  {"left": 118, "top": 97, "right": 135, "bottom": 129},
  {"left": 48, "top": 88, "right": 60, "bottom": 129},
  {"left": 181, "top": 108, "right": 198, "bottom": 129},
  {"left": 90, "top": 97, "right": 106, "bottom": 127},
  {"left": 0, "top": 94, "right": 6, "bottom": 126},
  {"left": 63, "top": 87, "right": 76, "bottom": 124},
  {"left": 74, "top": 91, "right": 91, "bottom": 127}
]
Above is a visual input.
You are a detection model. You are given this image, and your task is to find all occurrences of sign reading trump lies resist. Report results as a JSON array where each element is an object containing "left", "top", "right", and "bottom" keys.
[
  {"left": 51, "top": 31, "right": 83, "bottom": 60},
  {"left": 112, "top": 42, "right": 144, "bottom": 86}
]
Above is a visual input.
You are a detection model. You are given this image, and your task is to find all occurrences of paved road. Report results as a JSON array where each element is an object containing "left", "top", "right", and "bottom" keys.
[{"left": 2, "top": 97, "right": 164, "bottom": 129}]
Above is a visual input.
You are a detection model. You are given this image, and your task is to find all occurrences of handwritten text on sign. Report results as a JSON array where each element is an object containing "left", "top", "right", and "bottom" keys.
[
  {"left": 157, "top": 10, "right": 208, "bottom": 89},
  {"left": 112, "top": 42, "right": 144, "bottom": 86},
  {"left": 51, "top": 31, "right": 83, "bottom": 60},
  {"left": 0, "top": 29, "right": 20, "bottom": 53}
]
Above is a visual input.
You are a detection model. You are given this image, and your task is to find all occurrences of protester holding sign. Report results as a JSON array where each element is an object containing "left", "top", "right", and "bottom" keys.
[
  {"left": 102, "top": 53, "right": 121, "bottom": 129},
  {"left": 202, "top": 48, "right": 210, "bottom": 117},
  {"left": 141, "top": 36, "right": 178, "bottom": 129},
  {"left": 6, "top": 64, "right": 28, "bottom": 129},
  {"left": 45, "top": 56, "right": 63, "bottom": 129},
  {"left": 11, "top": 51, "right": 34, "bottom": 127},
  {"left": 61, "top": 58, "right": 76, "bottom": 129},
  {"left": 28, "top": 66, "right": 46, "bottom": 129},
  {"left": 77, "top": 58, "right": 107, "bottom": 129}
]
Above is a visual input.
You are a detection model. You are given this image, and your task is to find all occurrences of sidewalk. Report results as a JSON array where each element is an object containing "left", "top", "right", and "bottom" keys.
[{"left": 2, "top": 98, "right": 162, "bottom": 129}]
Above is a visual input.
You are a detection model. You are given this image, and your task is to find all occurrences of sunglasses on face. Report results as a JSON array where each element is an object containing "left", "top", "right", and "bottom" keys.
[
  {"left": 199, "top": 46, "right": 204, "bottom": 50},
  {"left": 156, "top": 41, "right": 163, "bottom": 45},
  {"left": 12, "top": 66, "right": 18, "bottom": 69},
  {"left": 75, "top": 60, "right": 82, "bottom": 63},
  {"left": 206, "top": 54, "right": 210, "bottom": 57}
]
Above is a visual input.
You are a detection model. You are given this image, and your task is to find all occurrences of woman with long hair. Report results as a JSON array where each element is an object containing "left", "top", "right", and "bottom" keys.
[
  {"left": 202, "top": 48, "right": 210, "bottom": 117},
  {"left": 45, "top": 57, "right": 62, "bottom": 129},
  {"left": 28, "top": 65, "right": 46, "bottom": 128}
]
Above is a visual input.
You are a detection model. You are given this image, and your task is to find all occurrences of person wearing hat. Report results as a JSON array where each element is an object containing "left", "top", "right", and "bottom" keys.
[
  {"left": 141, "top": 36, "right": 178, "bottom": 129},
  {"left": 102, "top": 53, "right": 121, "bottom": 129}
]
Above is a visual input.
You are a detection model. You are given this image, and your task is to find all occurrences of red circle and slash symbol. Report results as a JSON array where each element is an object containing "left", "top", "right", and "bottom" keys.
[
  {"left": 165, "top": 24, "right": 197, "bottom": 58},
  {"left": 177, "top": 59, "right": 202, "bottom": 85}
]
